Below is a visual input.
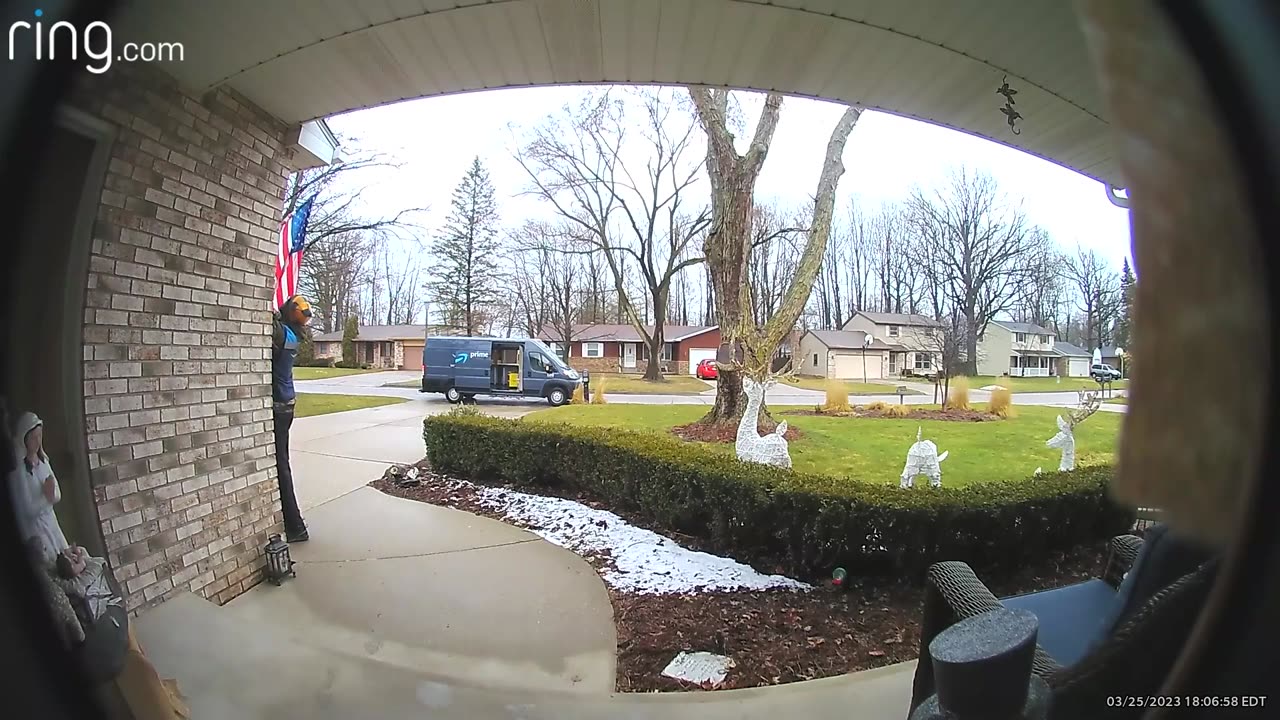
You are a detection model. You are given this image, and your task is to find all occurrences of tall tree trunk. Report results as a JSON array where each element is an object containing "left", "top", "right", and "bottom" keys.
[{"left": 690, "top": 88, "right": 861, "bottom": 426}]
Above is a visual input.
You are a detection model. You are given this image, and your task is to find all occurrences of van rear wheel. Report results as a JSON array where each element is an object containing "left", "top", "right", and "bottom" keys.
[
  {"left": 445, "top": 387, "right": 462, "bottom": 404},
  {"left": 547, "top": 388, "right": 568, "bottom": 406}
]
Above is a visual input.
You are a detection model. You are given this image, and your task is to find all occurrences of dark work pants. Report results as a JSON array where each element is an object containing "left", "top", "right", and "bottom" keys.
[{"left": 273, "top": 403, "right": 305, "bottom": 531}]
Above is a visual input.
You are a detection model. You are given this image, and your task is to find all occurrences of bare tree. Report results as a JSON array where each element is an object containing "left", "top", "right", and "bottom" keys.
[
  {"left": 298, "top": 230, "right": 375, "bottom": 332},
  {"left": 1014, "top": 237, "right": 1068, "bottom": 332},
  {"left": 689, "top": 87, "right": 862, "bottom": 424},
  {"left": 514, "top": 88, "right": 710, "bottom": 380},
  {"left": 283, "top": 143, "right": 425, "bottom": 254},
  {"left": 907, "top": 168, "right": 1044, "bottom": 374},
  {"left": 1063, "top": 245, "right": 1122, "bottom": 351},
  {"left": 749, "top": 203, "right": 806, "bottom": 328}
]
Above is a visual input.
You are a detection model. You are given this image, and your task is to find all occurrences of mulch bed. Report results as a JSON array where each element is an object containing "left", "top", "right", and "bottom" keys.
[
  {"left": 671, "top": 421, "right": 804, "bottom": 443},
  {"left": 369, "top": 460, "right": 1110, "bottom": 693},
  {"left": 785, "top": 407, "right": 999, "bottom": 422}
]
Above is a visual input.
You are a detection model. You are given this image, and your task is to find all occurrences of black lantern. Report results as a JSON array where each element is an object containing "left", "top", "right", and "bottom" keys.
[{"left": 264, "top": 533, "right": 295, "bottom": 585}]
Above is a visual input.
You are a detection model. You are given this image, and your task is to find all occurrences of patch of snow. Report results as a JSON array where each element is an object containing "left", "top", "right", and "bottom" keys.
[
  {"left": 466, "top": 482, "right": 810, "bottom": 594},
  {"left": 661, "top": 651, "right": 736, "bottom": 686}
]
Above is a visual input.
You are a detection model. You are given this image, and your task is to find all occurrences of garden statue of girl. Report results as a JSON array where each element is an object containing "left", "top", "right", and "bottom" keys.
[
  {"left": 10, "top": 411, "right": 122, "bottom": 622},
  {"left": 11, "top": 411, "right": 69, "bottom": 563}
]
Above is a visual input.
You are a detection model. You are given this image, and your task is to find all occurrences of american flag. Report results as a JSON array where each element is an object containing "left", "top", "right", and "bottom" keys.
[{"left": 274, "top": 195, "right": 315, "bottom": 309}]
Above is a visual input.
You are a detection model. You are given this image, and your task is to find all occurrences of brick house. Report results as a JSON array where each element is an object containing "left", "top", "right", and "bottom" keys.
[
  {"left": 7, "top": 61, "right": 338, "bottom": 614},
  {"left": 312, "top": 324, "right": 439, "bottom": 371},
  {"left": 538, "top": 324, "right": 720, "bottom": 375}
]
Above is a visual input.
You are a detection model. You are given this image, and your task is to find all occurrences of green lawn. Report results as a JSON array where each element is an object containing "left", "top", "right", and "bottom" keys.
[
  {"left": 383, "top": 379, "right": 422, "bottom": 389},
  {"left": 591, "top": 372, "right": 711, "bottom": 395},
  {"left": 294, "top": 366, "right": 379, "bottom": 381},
  {"left": 523, "top": 404, "right": 1121, "bottom": 487},
  {"left": 966, "top": 375, "right": 1129, "bottom": 393},
  {"left": 1105, "top": 397, "right": 1128, "bottom": 405},
  {"left": 294, "top": 393, "right": 406, "bottom": 417},
  {"left": 780, "top": 376, "right": 923, "bottom": 395}
]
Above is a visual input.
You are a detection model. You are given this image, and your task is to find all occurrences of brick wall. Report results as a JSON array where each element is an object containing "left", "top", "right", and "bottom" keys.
[
  {"left": 574, "top": 357, "right": 620, "bottom": 374},
  {"left": 67, "top": 64, "right": 291, "bottom": 612}
]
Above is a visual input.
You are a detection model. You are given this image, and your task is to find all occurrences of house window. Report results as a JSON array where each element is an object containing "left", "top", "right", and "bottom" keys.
[
  {"left": 887, "top": 325, "right": 900, "bottom": 338},
  {"left": 640, "top": 343, "right": 674, "bottom": 361},
  {"left": 812, "top": 353, "right": 819, "bottom": 366},
  {"left": 889, "top": 353, "right": 898, "bottom": 373},
  {"left": 1015, "top": 332, "right": 1027, "bottom": 343},
  {"left": 548, "top": 342, "right": 570, "bottom": 361},
  {"left": 1039, "top": 334, "right": 1049, "bottom": 343},
  {"left": 1010, "top": 355, "right": 1018, "bottom": 370},
  {"left": 583, "top": 342, "right": 603, "bottom": 358},
  {"left": 914, "top": 353, "right": 933, "bottom": 370}
]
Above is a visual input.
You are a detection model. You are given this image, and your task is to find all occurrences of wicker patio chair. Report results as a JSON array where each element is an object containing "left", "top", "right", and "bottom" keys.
[{"left": 908, "top": 525, "right": 1218, "bottom": 718}]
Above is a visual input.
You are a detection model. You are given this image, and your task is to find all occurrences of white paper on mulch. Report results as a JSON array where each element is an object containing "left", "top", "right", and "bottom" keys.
[
  {"left": 455, "top": 479, "right": 810, "bottom": 595},
  {"left": 661, "top": 651, "right": 736, "bottom": 686}
]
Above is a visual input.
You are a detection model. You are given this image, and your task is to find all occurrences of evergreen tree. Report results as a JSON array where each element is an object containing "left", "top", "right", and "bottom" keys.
[
  {"left": 342, "top": 314, "right": 359, "bottom": 367},
  {"left": 1115, "top": 257, "right": 1136, "bottom": 349},
  {"left": 430, "top": 157, "right": 501, "bottom": 335},
  {"left": 296, "top": 326, "right": 316, "bottom": 366}
]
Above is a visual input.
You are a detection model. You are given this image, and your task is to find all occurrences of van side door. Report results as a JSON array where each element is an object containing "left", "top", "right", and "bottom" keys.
[{"left": 524, "top": 351, "right": 552, "bottom": 397}]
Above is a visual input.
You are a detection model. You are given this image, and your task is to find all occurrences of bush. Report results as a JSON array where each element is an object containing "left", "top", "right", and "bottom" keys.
[
  {"left": 946, "top": 376, "right": 971, "bottom": 410},
  {"left": 571, "top": 383, "right": 586, "bottom": 404},
  {"left": 422, "top": 415, "right": 1133, "bottom": 581},
  {"left": 821, "top": 379, "right": 852, "bottom": 413},
  {"left": 447, "top": 404, "right": 482, "bottom": 418},
  {"left": 866, "top": 400, "right": 888, "bottom": 411},
  {"left": 884, "top": 403, "right": 911, "bottom": 417},
  {"left": 589, "top": 375, "right": 608, "bottom": 404},
  {"left": 301, "top": 357, "right": 337, "bottom": 368},
  {"left": 988, "top": 387, "right": 1015, "bottom": 418}
]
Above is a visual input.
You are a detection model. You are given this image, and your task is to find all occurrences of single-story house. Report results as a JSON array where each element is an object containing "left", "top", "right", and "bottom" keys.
[
  {"left": 1052, "top": 340, "right": 1093, "bottom": 378},
  {"left": 796, "top": 329, "right": 903, "bottom": 380},
  {"left": 977, "top": 320, "right": 1091, "bottom": 377},
  {"left": 312, "top": 324, "right": 445, "bottom": 371},
  {"left": 537, "top": 324, "right": 721, "bottom": 375}
]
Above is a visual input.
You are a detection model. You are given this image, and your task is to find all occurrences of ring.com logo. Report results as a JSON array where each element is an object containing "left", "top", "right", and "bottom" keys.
[{"left": 7, "top": 8, "right": 184, "bottom": 75}]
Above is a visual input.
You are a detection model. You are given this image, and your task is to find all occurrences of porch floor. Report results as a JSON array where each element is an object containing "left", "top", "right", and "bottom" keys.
[{"left": 135, "top": 591, "right": 915, "bottom": 719}]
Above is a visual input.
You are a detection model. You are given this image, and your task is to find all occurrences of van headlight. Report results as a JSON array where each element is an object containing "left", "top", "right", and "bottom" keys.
[{"left": 565, "top": 369, "right": 580, "bottom": 380}]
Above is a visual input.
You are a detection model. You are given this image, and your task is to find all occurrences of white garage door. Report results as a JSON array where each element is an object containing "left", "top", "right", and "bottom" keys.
[
  {"left": 833, "top": 352, "right": 882, "bottom": 379},
  {"left": 1068, "top": 358, "right": 1090, "bottom": 377},
  {"left": 688, "top": 348, "right": 717, "bottom": 374}
]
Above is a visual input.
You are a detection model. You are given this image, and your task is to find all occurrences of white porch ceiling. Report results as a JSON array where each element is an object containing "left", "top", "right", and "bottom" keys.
[{"left": 116, "top": 0, "right": 1120, "bottom": 185}]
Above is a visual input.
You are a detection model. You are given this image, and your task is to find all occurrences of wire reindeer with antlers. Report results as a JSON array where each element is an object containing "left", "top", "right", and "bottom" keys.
[{"left": 1044, "top": 390, "right": 1101, "bottom": 472}]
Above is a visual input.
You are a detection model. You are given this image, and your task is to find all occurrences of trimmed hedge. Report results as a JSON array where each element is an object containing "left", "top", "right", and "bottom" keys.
[{"left": 422, "top": 415, "right": 1134, "bottom": 580}]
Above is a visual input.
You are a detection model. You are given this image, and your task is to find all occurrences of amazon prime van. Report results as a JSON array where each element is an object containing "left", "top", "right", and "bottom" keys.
[{"left": 420, "top": 337, "right": 582, "bottom": 406}]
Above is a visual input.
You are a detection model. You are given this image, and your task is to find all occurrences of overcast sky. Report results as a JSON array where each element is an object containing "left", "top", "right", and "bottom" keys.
[{"left": 327, "top": 85, "right": 1133, "bottom": 271}]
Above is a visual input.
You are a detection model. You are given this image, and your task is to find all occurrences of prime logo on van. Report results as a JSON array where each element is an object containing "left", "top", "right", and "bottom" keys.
[{"left": 452, "top": 351, "right": 490, "bottom": 365}]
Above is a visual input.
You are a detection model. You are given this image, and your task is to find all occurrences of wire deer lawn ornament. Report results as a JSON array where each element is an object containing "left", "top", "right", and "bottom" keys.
[
  {"left": 736, "top": 377, "right": 792, "bottom": 469},
  {"left": 900, "top": 427, "right": 949, "bottom": 488},
  {"left": 1045, "top": 390, "right": 1101, "bottom": 471}
]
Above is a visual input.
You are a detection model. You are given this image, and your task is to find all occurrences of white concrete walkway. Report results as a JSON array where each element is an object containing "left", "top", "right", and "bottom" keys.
[
  {"left": 137, "top": 591, "right": 914, "bottom": 719},
  {"left": 133, "top": 399, "right": 918, "bottom": 718}
]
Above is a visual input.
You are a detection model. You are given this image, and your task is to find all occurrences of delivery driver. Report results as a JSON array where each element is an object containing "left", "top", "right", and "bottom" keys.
[{"left": 272, "top": 294, "right": 312, "bottom": 542}]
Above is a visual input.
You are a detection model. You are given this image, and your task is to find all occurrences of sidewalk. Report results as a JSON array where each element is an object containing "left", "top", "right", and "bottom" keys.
[{"left": 133, "top": 400, "right": 918, "bottom": 718}]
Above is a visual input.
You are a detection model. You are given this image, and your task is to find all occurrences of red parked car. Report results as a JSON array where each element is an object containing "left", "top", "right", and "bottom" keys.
[{"left": 695, "top": 359, "right": 718, "bottom": 380}]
